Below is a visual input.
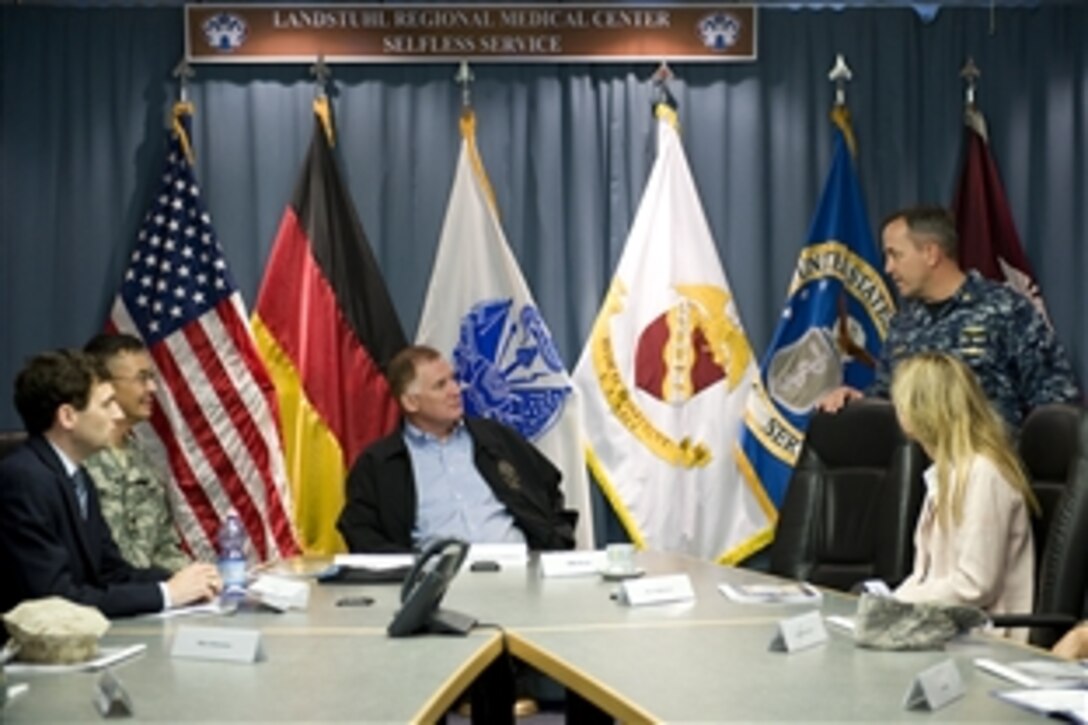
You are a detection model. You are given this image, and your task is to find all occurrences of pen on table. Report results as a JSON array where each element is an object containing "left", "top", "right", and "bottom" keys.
[{"left": 973, "top": 657, "right": 1039, "bottom": 688}]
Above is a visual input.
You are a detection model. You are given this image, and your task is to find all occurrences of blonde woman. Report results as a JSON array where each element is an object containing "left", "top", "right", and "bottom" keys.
[{"left": 891, "top": 352, "right": 1038, "bottom": 639}]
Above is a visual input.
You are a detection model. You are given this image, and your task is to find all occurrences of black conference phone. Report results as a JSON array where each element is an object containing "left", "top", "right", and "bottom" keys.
[{"left": 387, "top": 537, "right": 476, "bottom": 638}]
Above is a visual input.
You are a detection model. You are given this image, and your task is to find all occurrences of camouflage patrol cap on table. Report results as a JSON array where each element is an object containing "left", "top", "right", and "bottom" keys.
[
  {"left": 854, "top": 593, "right": 988, "bottom": 651},
  {"left": 3, "top": 597, "right": 110, "bottom": 664}
]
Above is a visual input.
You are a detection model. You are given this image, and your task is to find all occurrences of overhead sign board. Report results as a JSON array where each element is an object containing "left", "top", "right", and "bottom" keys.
[{"left": 185, "top": 4, "right": 757, "bottom": 63}]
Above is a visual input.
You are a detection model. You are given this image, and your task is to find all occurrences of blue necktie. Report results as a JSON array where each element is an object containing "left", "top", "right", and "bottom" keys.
[{"left": 72, "top": 469, "right": 89, "bottom": 520}]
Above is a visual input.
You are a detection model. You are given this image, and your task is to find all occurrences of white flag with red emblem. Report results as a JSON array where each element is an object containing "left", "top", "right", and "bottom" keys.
[{"left": 573, "top": 106, "right": 774, "bottom": 563}]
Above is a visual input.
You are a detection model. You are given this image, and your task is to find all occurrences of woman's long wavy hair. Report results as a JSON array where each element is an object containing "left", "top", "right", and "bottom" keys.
[{"left": 890, "top": 352, "right": 1039, "bottom": 529}]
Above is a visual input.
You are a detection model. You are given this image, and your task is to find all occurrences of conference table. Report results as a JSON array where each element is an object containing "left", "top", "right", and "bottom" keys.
[{"left": 3, "top": 551, "right": 1049, "bottom": 722}]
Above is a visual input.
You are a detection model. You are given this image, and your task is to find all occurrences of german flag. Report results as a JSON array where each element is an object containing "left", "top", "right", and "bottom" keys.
[{"left": 252, "top": 97, "right": 407, "bottom": 554}]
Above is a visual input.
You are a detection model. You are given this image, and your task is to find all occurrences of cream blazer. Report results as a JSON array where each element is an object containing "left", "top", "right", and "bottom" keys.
[{"left": 895, "top": 454, "right": 1035, "bottom": 639}]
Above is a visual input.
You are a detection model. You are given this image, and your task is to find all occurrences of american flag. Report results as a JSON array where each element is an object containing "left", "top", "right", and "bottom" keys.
[{"left": 108, "top": 102, "right": 299, "bottom": 562}]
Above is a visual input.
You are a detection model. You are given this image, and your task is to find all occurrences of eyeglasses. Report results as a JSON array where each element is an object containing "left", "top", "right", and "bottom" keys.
[{"left": 112, "top": 370, "right": 157, "bottom": 385}]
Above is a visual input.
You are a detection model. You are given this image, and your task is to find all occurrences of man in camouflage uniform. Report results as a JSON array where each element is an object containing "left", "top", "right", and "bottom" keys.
[
  {"left": 83, "top": 334, "right": 189, "bottom": 572},
  {"left": 820, "top": 205, "right": 1079, "bottom": 427}
]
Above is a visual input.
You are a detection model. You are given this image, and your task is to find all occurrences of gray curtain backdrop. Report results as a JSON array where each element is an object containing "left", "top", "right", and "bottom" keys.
[{"left": 2, "top": 4, "right": 1087, "bottom": 438}]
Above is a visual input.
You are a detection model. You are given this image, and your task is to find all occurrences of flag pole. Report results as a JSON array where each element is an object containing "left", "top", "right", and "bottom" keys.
[
  {"left": 652, "top": 60, "right": 673, "bottom": 86},
  {"left": 651, "top": 60, "right": 676, "bottom": 111},
  {"left": 170, "top": 59, "right": 196, "bottom": 165},
  {"left": 310, "top": 53, "right": 331, "bottom": 98},
  {"left": 455, "top": 60, "right": 474, "bottom": 109},
  {"left": 960, "top": 57, "right": 986, "bottom": 141},
  {"left": 172, "top": 58, "right": 194, "bottom": 103},
  {"left": 960, "top": 56, "right": 981, "bottom": 109},
  {"left": 828, "top": 53, "right": 852, "bottom": 109},
  {"left": 828, "top": 53, "right": 856, "bottom": 157},
  {"left": 309, "top": 55, "right": 335, "bottom": 147},
  {"left": 961, "top": 56, "right": 979, "bottom": 108}
]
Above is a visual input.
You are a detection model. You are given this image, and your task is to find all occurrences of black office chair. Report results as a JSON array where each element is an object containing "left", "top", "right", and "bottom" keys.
[
  {"left": 0, "top": 430, "right": 27, "bottom": 460},
  {"left": 1017, "top": 403, "right": 1082, "bottom": 567},
  {"left": 993, "top": 406, "right": 1088, "bottom": 648},
  {"left": 769, "top": 399, "right": 926, "bottom": 592}
]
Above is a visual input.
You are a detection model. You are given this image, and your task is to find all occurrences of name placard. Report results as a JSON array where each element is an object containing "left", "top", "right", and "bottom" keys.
[
  {"left": 171, "top": 625, "right": 263, "bottom": 664},
  {"left": 857, "top": 579, "right": 893, "bottom": 597},
  {"left": 618, "top": 574, "right": 695, "bottom": 607},
  {"left": 768, "top": 610, "right": 828, "bottom": 653},
  {"left": 95, "top": 670, "right": 134, "bottom": 718},
  {"left": 903, "top": 659, "right": 965, "bottom": 712},
  {"left": 540, "top": 551, "right": 607, "bottom": 578}
]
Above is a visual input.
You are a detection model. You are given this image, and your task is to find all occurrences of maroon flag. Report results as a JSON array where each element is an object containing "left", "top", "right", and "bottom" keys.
[{"left": 952, "top": 107, "right": 1049, "bottom": 321}]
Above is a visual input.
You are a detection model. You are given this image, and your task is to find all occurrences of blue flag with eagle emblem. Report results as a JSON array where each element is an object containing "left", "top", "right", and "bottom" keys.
[
  {"left": 739, "top": 107, "right": 894, "bottom": 523},
  {"left": 416, "top": 109, "right": 595, "bottom": 549},
  {"left": 574, "top": 104, "right": 771, "bottom": 564}
]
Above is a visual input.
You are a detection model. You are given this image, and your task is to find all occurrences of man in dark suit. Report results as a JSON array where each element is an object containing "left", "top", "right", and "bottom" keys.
[
  {"left": 338, "top": 344, "right": 575, "bottom": 553},
  {"left": 0, "top": 350, "right": 221, "bottom": 620}
]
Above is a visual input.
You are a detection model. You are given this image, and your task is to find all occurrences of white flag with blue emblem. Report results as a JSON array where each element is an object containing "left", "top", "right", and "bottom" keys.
[
  {"left": 573, "top": 105, "right": 774, "bottom": 563},
  {"left": 416, "top": 110, "right": 595, "bottom": 549}
]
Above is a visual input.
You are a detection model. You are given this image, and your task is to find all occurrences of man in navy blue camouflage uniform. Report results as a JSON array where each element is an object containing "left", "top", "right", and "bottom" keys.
[{"left": 820, "top": 205, "right": 1080, "bottom": 427}]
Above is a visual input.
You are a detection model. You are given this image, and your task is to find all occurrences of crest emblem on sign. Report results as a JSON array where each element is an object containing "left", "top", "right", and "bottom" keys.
[
  {"left": 202, "top": 13, "right": 248, "bottom": 53},
  {"left": 453, "top": 299, "right": 571, "bottom": 441},
  {"left": 696, "top": 13, "right": 741, "bottom": 51}
]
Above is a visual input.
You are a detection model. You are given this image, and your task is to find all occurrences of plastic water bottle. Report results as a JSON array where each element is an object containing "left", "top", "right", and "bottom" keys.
[{"left": 218, "top": 510, "right": 248, "bottom": 603}]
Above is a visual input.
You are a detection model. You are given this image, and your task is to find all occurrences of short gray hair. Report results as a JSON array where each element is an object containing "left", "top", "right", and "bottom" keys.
[{"left": 883, "top": 206, "right": 958, "bottom": 259}]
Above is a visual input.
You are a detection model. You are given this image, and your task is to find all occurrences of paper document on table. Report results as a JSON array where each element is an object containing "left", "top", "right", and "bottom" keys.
[
  {"left": 146, "top": 600, "right": 232, "bottom": 620},
  {"left": 319, "top": 555, "right": 413, "bottom": 585},
  {"left": 248, "top": 574, "right": 311, "bottom": 611},
  {"left": 718, "top": 582, "right": 822, "bottom": 605},
  {"left": 5, "top": 644, "right": 146, "bottom": 674},
  {"left": 979, "top": 658, "right": 1088, "bottom": 689},
  {"left": 466, "top": 543, "right": 528, "bottom": 567},
  {"left": 825, "top": 615, "right": 856, "bottom": 633},
  {"left": 257, "top": 557, "right": 345, "bottom": 580},
  {"left": 333, "top": 554, "right": 416, "bottom": 570},
  {"left": 6, "top": 682, "right": 30, "bottom": 702},
  {"left": 994, "top": 688, "right": 1088, "bottom": 723}
]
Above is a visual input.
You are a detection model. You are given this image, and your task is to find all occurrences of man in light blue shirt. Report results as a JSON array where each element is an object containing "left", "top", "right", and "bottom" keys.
[
  {"left": 336, "top": 346, "right": 575, "bottom": 719},
  {"left": 339, "top": 345, "right": 575, "bottom": 553},
  {"left": 405, "top": 418, "right": 526, "bottom": 548}
]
